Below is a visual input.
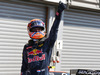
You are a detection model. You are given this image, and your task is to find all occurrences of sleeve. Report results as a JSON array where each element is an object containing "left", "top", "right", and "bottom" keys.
[
  {"left": 47, "top": 2, "right": 66, "bottom": 47},
  {"left": 21, "top": 45, "right": 28, "bottom": 75}
]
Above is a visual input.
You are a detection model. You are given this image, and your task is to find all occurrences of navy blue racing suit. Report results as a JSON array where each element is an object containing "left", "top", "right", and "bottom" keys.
[{"left": 21, "top": 2, "right": 66, "bottom": 75}]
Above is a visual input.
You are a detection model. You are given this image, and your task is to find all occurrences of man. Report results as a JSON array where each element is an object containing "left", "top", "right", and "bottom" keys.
[{"left": 21, "top": 1, "right": 66, "bottom": 75}]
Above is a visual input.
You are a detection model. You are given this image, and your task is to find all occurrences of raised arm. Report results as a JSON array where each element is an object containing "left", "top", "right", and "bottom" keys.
[{"left": 47, "top": 2, "right": 66, "bottom": 47}]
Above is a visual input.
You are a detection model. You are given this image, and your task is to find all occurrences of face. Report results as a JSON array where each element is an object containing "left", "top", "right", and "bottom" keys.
[{"left": 30, "top": 27, "right": 42, "bottom": 32}]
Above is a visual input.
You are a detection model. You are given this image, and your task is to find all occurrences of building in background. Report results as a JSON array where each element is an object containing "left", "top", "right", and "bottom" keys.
[{"left": 0, "top": 0, "right": 100, "bottom": 75}]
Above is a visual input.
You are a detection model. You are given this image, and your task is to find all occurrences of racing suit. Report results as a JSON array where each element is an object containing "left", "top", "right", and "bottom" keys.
[{"left": 21, "top": 2, "right": 66, "bottom": 75}]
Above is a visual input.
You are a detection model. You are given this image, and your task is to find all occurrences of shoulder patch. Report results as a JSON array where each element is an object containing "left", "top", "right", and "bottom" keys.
[{"left": 38, "top": 44, "right": 43, "bottom": 47}]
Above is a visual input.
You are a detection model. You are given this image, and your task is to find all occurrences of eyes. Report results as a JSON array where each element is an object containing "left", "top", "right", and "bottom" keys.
[{"left": 30, "top": 28, "right": 42, "bottom": 32}]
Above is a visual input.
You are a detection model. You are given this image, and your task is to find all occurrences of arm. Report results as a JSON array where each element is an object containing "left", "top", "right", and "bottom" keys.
[
  {"left": 47, "top": 2, "right": 66, "bottom": 47},
  {"left": 21, "top": 45, "right": 28, "bottom": 75}
]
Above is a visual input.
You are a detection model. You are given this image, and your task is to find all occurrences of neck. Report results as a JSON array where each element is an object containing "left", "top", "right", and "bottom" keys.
[{"left": 33, "top": 39, "right": 39, "bottom": 42}]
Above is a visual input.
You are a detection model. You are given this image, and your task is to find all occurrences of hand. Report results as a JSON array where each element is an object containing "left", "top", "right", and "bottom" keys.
[{"left": 58, "top": 1, "right": 66, "bottom": 13}]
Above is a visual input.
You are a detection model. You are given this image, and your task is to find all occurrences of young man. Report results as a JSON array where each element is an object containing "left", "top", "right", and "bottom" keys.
[{"left": 21, "top": 2, "right": 66, "bottom": 75}]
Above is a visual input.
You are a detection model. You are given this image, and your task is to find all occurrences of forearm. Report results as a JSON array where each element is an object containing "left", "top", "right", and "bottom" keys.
[{"left": 48, "top": 16, "right": 61, "bottom": 44}]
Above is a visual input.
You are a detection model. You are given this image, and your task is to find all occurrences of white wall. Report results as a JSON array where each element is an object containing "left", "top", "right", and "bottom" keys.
[{"left": 44, "top": 0, "right": 100, "bottom": 10}]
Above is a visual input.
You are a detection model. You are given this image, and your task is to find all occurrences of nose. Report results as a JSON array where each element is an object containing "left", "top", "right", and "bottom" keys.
[
  {"left": 36, "top": 29, "right": 40, "bottom": 32},
  {"left": 35, "top": 28, "right": 42, "bottom": 32},
  {"left": 30, "top": 28, "right": 42, "bottom": 32}
]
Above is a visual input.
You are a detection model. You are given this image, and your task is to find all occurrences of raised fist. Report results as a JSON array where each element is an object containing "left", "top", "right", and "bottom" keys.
[{"left": 58, "top": 1, "right": 66, "bottom": 13}]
